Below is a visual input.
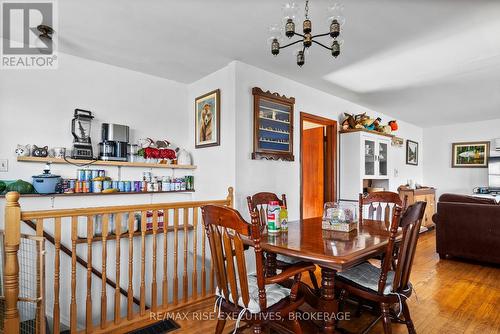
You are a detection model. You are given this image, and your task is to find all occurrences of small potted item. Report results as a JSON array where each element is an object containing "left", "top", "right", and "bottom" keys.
[
  {"left": 32, "top": 163, "right": 62, "bottom": 194},
  {"left": 322, "top": 202, "right": 357, "bottom": 232}
]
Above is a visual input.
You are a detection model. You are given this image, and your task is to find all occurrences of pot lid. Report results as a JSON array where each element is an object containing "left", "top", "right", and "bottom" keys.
[{"left": 33, "top": 172, "right": 60, "bottom": 179}]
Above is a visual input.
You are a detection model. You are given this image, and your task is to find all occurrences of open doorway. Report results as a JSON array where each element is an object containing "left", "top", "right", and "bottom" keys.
[{"left": 300, "top": 112, "right": 337, "bottom": 220}]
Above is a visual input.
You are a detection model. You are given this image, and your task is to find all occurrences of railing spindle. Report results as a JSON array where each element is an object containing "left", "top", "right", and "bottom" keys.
[
  {"left": 140, "top": 211, "right": 146, "bottom": 315},
  {"left": 101, "top": 214, "right": 109, "bottom": 328},
  {"left": 127, "top": 212, "right": 134, "bottom": 320},
  {"left": 173, "top": 208, "right": 179, "bottom": 305},
  {"left": 201, "top": 214, "right": 206, "bottom": 297},
  {"left": 35, "top": 218, "right": 45, "bottom": 334},
  {"left": 192, "top": 207, "right": 198, "bottom": 300},
  {"left": 114, "top": 214, "right": 122, "bottom": 324},
  {"left": 162, "top": 209, "right": 169, "bottom": 307},
  {"left": 70, "top": 216, "right": 78, "bottom": 333},
  {"left": 53, "top": 217, "right": 61, "bottom": 334},
  {"left": 151, "top": 210, "right": 158, "bottom": 311},
  {"left": 183, "top": 208, "right": 189, "bottom": 302},
  {"left": 86, "top": 216, "right": 93, "bottom": 332}
]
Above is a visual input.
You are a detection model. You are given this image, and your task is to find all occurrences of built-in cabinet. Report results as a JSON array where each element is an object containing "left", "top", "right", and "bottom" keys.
[
  {"left": 340, "top": 129, "right": 393, "bottom": 201},
  {"left": 398, "top": 187, "right": 436, "bottom": 228}
]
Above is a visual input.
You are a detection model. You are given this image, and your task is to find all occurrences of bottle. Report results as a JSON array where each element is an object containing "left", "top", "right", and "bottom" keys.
[
  {"left": 267, "top": 201, "right": 281, "bottom": 233},
  {"left": 279, "top": 206, "right": 288, "bottom": 231}
]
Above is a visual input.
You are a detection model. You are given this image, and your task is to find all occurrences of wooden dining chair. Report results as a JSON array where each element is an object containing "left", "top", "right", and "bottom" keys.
[
  {"left": 359, "top": 191, "right": 406, "bottom": 226},
  {"left": 202, "top": 204, "right": 316, "bottom": 334},
  {"left": 335, "top": 201, "right": 427, "bottom": 334},
  {"left": 246, "top": 192, "right": 319, "bottom": 292}
]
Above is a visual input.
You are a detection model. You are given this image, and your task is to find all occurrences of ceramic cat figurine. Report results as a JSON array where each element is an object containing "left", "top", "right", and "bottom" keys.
[
  {"left": 32, "top": 145, "right": 49, "bottom": 157},
  {"left": 15, "top": 144, "right": 30, "bottom": 157}
]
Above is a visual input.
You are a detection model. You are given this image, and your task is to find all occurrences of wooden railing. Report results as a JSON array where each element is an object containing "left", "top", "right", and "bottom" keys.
[{"left": 2, "top": 187, "right": 233, "bottom": 334}]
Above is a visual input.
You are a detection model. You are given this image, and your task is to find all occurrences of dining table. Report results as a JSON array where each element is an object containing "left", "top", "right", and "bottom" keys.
[{"left": 247, "top": 217, "right": 402, "bottom": 334}]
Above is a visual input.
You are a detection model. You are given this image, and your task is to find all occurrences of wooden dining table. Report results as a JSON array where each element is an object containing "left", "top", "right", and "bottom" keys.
[{"left": 248, "top": 217, "right": 401, "bottom": 334}]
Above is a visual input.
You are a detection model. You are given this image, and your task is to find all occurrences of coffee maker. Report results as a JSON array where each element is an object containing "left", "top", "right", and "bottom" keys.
[{"left": 99, "top": 123, "right": 129, "bottom": 161}]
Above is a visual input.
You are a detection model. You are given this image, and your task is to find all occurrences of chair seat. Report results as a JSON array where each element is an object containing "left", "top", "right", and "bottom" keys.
[
  {"left": 336, "top": 262, "right": 396, "bottom": 295},
  {"left": 216, "top": 274, "right": 291, "bottom": 314},
  {"left": 276, "top": 254, "right": 302, "bottom": 265}
]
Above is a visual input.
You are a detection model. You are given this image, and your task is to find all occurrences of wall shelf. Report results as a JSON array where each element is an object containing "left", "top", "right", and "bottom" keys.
[
  {"left": 0, "top": 190, "right": 195, "bottom": 198},
  {"left": 16, "top": 156, "right": 197, "bottom": 169}
]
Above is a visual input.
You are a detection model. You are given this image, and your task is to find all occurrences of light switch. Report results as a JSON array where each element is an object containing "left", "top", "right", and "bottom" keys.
[
  {"left": 0, "top": 159, "right": 8, "bottom": 172},
  {"left": 394, "top": 168, "right": 399, "bottom": 177}
]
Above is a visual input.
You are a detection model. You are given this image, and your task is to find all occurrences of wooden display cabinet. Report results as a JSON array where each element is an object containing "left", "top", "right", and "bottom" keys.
[{"left": 252, "top": 87, "right": 295, "bottom": 161}]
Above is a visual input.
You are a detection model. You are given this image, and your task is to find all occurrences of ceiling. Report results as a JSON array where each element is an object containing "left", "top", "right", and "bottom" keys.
[{"left": 40, "top": 1, "right": 500, "bottom": 126}]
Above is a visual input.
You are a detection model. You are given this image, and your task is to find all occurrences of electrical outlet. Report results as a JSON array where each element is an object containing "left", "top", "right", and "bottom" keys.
[{"left": 0, "top": 159, "right": 8, "bottom": 172}]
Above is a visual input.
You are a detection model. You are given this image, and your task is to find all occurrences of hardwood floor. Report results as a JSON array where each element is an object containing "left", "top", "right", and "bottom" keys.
[{"left": 169, "top": 230, "right": 500, "bottom": 333}]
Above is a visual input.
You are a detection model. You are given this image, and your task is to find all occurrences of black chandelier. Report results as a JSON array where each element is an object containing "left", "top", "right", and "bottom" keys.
[{"left": 269, "top": 1, "right": 345, "bottom": 66}]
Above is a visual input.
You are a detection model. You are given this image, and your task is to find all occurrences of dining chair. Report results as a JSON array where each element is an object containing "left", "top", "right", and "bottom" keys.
[
  {"left": 358, "top": 191, "right": 406, "bottom": 226},
  {"left": 335, "top": 201, "right": 427, "bottom": 334},
  {"left": 246, "top": 192, "right": 320, "bottom": 292},
  {"left": 202, "top": 204, "right": 316, "bottom": 334}
]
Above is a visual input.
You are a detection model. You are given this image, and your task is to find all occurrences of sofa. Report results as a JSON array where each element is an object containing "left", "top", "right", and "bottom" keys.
[{"left": 433, "top": 193, "right": 500, "bottom": 265}]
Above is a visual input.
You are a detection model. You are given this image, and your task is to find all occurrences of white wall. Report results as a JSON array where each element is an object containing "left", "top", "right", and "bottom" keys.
[
  {"left": 233, "top": 61, "right": 423, "bottom": 220},
  {"left": 423, "top": 119, "right": 500, "bottom": 196}
]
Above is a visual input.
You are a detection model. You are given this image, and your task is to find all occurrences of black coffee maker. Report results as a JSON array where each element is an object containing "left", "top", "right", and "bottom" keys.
[{"left": 99, "top": 123, "right": 129, "bottom": 161}]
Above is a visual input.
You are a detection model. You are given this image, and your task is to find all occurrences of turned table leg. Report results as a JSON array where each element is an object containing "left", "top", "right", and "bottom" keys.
[
  {"left": 320, "top": 267, "right": 339, "bottom": 334},
  {"left": 265, "top": 252, "right": 277, "bottom": 277}
]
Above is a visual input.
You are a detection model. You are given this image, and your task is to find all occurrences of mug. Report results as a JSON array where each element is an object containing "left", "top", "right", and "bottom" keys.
[{"left": 53, "top": 147, "right": 66, "bottom": 159}]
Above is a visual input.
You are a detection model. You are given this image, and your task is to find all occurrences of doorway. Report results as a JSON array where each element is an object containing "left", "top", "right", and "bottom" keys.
[{"left": 300, "top": 112, "right": 337, "bottom": 219}]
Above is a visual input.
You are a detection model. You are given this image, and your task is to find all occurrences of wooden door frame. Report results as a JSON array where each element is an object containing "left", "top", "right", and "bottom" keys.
[{"left": 300, "top": 112, "right": 337, "bottom": 220}]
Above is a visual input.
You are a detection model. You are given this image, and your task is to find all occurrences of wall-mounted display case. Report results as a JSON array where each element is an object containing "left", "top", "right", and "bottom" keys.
[{"left": 252, "top": 87, "right": 295, "bottom": 161}]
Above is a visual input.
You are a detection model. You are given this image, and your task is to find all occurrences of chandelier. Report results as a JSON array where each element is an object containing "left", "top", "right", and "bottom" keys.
[{"left": 269, "top": 1, "right": 345, "bottom": 66}]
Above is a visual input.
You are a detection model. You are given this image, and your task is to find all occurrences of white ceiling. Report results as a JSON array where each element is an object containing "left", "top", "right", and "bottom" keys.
[{"left": 49, "top": 1, "right": 500, "bottom": 126}]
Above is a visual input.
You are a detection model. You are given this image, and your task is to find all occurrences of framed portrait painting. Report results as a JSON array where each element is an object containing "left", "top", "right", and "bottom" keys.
[
  {"left": 452, "top": 141, "right": 490, "bottom": 168},
  {"left": 406, "top": 140, "right": 418, "bottom": 165},
  {"left": 195, "top": 89, "right": 220, "bottom": 148}
]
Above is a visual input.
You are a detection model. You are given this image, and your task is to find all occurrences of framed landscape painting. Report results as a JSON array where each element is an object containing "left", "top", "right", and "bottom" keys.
[
  {"left": 406, "top": 140, "right": 418, "bottom": 165},
  {"left": 195, "top": 89, "right": 220, "bottom": 148},
  {"left": 452, "top": 141, "right": 490, "bottom": 168}
]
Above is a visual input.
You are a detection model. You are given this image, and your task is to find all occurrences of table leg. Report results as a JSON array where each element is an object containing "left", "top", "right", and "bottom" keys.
[
  {"left": 265, "top": 252, "right": 277, "bottom": 277},
  {"left": 320, "top": 267, "right": 339, "bottom": 334}
]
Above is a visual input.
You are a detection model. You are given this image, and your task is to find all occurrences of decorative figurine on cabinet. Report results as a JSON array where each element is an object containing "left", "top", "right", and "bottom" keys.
[
  {"left": 15, "top": 144, "right": 30, "bottom": 157},
  {"left": 31, "top": 145, "right": 49, "bottom": 157}
]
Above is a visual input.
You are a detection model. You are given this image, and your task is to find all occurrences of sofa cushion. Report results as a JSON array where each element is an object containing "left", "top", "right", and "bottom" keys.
[{"left": 439, "top": 193, "right": 497, "bottom": 205}]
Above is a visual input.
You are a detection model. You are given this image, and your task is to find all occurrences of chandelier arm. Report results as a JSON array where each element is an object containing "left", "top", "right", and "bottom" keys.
[
  {"left": 293, "top": 32, "right": 305, "bottom": 38},
  {"left": 311, "top": 32, "right": 331, "bottom": 39},
  {"left": 280, "top": 39, "right": 304, "bottom": 49},
  {"left": 311, "top": 39, "right": 333, "bottom": 50}
]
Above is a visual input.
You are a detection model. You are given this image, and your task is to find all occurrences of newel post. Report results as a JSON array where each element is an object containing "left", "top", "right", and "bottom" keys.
[
  {"left": 4, "top": 191, "right": 21, "bottom": 334},
  {"left": 227, "top": 187, "right": 234, "bottom": 208}
]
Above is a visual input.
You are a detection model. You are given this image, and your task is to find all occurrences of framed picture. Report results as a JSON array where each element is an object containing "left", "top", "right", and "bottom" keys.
[
  {"left": 195, "top": 89, "right": 220, "bottom": 148},
  {"left": 452, "top": 141, "right": 490, "bottom": 168},
  {"left": 406, "top": 140, "right": 418, "bottom": 165}
]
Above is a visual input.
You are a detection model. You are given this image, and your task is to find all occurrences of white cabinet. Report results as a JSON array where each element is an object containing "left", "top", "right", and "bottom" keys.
[{"left": 339, "top": 130, "right": 392, "bottom": 201}]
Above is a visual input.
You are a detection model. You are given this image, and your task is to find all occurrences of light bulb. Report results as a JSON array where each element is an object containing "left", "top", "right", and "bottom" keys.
[
  {"left": 267, "top": 23, "right": 284, "bottom": 45},
  {"left": 295, "top": 48, "right": 305, "bottom": 66},
  {"left": 331, "top": 39, "right": 343, "bottom": 58},
  {"left": 282, "top": 2, "right": 299, "bottom": 22},
  {"left": 327, "top": 2, "right": 346, "bottom": 27}
]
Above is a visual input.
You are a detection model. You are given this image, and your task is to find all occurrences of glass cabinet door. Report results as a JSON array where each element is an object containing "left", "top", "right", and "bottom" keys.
[
  {"left": 378, "top": 141, "right": 388, "bottom": 176},
  {"left": 364, "top": 139, "right": 375, "bottom": 176}
]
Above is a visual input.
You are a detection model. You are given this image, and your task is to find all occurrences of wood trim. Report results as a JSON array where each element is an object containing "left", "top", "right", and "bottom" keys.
[
  {"left": 16, "top": 156, "right": 197, "bottom": 169},
  {"left": 300, "top": 112, "right": 337, "bottom": 220},
  {"left": 340, "top": 128, "right": 394, "bottom": 138}
]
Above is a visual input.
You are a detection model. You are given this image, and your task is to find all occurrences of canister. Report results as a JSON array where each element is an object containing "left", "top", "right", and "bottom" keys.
[
  {"left": 133, "top": 181, "right": 141, "bottom": 192},
  {"left": 91, "top": 169, "right": 99, "bottom": 179},
  {"left": 162, "top": 179, "right": 170, "bottom": 192},
  {"left": 82, "top": 181, "right": 90, "bottom": 193},
  {"left": 124, "top": 181, "right": 132, "bottom": 192},
  {"left": 68, "top": 179, "right": 76, "bottom": 192},
  {"left": 181, "top": 179, "right": 186, "bottom": 191},
  {"left": 175, "top": 179, "right": 181, "bottom": 191},
  {"left": 75, "top": 181, "right": 83, "bottom": 193},
  {"left": 77, "top": 169, "right": 86, "bottom": 181},
  {"left": 118, "top": 181, "right": 125, "bottom": 192},
  {"left": 84, "top": 169, "right": 92, "bottom": 181},
  {"left": 141, "top": 181, "right": 147, "bottom": 192},
  {"left": 92, "top": 180, "right": 103, "bottom": 193},
  {"left": 103, "top": 180, "right": 112, "bottom": 190},
  {"left": 98, "top": 170, "right": 106, "bottom": 178}
]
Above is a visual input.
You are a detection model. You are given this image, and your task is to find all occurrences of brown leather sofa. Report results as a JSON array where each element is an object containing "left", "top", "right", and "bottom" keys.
[{"left": 433, "top": 193, "right": 500, "bottom": 265}]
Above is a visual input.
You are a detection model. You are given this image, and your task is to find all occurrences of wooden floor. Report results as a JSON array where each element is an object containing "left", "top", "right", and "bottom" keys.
[{"left": 169, "top": 230, "right": 500, "bottom": 333}]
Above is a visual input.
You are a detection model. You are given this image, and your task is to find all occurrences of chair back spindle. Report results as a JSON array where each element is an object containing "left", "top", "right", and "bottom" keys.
[
  {"left": 359, "top": 191, "right": 406, "bottom": 226},
  {"left": 246, "top": 192, "right": 287, "bottom": 228}
]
